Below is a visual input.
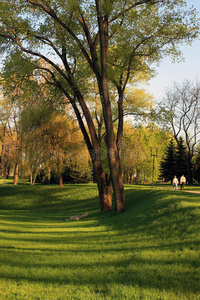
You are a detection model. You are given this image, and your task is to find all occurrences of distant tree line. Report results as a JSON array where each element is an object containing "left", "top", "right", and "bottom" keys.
[{"left": 158, "top": 80, "right": 200, "bottom": 184}]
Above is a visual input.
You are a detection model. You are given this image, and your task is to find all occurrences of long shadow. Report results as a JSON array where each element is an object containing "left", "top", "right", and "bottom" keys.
[
  {"left": 0, "top": 184, "right": 200, "bottom": 296},
  {"left": 0, "top": 184, "right": 100, "bottom": 217},
  {"left": 0, "top": 241, "right": 199, "bottom": 295}
]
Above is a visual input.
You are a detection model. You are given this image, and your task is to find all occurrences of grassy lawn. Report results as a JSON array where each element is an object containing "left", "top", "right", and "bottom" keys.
[{"left": 0, "top": 181, "right": 200, "bottom": 299}]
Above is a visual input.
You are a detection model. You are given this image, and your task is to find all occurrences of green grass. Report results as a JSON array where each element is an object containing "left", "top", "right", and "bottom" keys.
[{"left": 0, "top": 181, "right": 200, "bottom": 299}]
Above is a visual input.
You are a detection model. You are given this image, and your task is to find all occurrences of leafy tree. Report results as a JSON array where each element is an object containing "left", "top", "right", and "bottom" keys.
[
  {"left": 122, "top": 123, "right": 171, "bottom": 184},
  {"left": 0, "top": 0, "right": 199, "bottom": 211},
  {"left": 20, "top": 83, "right": 91, "bottom": 186},
  {"left": 0, "top": 92, "right": 22, "bottom": 185},
  {"left": 1, "top": 66, "right": 91, "bottom": 186}
]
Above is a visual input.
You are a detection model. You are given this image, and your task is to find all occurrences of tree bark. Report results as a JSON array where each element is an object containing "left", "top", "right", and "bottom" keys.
[
  {"left": 96, "top": 0, "right": 125, "bottom": 213},
  {"left": 32, "top": 172, "right": 38, "bottom": 185},
  {"left": 116, "top": 88, "right": 124, "bottom": 157},
  {"left": 72, "top": 99, "right": 113, "bottom": 211},
  {"left": 59, "top": 174, "right": 64, "bottom": 186},
  {"left": 93, "top": 159, "right": 113, "bottom": 211},
  {"left": 13, "top": 163, "right": 19, "bottom": 185}
]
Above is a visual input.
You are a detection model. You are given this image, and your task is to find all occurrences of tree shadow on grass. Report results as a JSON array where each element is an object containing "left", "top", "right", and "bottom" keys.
[
  {"left": 0, "top": 238, "right": 199, "bottom": 296},
  {"left": 0, "top": 184, "right": 100, "bottom": 217},
  {"left": 0, "top": 185, "right": 199, "bottom": 297}
]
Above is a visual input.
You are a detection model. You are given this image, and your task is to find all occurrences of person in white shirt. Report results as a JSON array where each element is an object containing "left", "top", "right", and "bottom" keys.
[
  {"left": 180, "top": 175, "right": 186, "bottom": 190},
  {"left": 172, "top": 176, "right": 178, "bottom": 190}
]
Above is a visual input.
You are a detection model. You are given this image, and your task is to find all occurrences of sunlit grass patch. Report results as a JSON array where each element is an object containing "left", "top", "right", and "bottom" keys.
[{"left": 0, "top": 183, "right": 200, "bottom": 299}]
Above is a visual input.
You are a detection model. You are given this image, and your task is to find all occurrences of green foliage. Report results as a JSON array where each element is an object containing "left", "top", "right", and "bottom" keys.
[
  {"left": 1, "top": 1, "right": 199, "bottom": 94},
  {"left": 0, "top": 182, "right": 200, "bottom": 299},
  {"left": 121, "top": 123, "right": 171, "bottom": 183},
  {"left": 36, "top": 165, "right": 92, "bottom": 184}
]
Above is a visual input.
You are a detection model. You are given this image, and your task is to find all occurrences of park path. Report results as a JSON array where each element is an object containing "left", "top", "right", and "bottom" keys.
[
  {"left": 157, "top": 186, "right": 200, "bottom": 194},
  {"left": 183, "top": 190, "right": 200, "bottom": 194}
]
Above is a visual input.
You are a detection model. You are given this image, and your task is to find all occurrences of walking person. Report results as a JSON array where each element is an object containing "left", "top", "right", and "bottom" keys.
[
  {"left": 180, "top": 175, "right": 186, "bottom": 190},
  {"left": 172, "top": 175, "right": 179, "bottom": 190}
]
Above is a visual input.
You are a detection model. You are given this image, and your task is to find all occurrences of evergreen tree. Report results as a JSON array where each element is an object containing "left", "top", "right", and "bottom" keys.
[
  {"left": 193, "top": 148, "right": 200, "bottom": 184},
  {"left": 194, "top": 165, "right": 200, "bottom": 184},
  {"left": 159, "top": 139, "right": 176, "bottom": 183},
  {"left": 175, "top": 137, "right": 188, "bottom": 180}
]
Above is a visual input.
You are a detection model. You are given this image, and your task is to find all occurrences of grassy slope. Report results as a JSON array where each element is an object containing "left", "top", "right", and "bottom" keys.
[{"left": 0, "top": 181, "right": 199, "bottom": 299}]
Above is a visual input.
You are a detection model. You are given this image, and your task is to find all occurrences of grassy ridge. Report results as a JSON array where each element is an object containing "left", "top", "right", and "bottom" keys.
[{"left": 0, "top": 182, "right": 200, "bottom": 299}]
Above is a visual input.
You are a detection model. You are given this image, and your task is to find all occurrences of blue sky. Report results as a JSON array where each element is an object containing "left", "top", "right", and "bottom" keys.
[{"left": 143, "top": 0, "right": 200, "bottom": 102}]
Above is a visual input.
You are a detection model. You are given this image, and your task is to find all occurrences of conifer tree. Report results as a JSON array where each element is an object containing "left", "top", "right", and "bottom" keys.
[
  {"left": 175, "top": 137, "right": 188, "bottom": 180},
  {"left": 159, "top": 139, "right": 176, "bottom": 183},
  {"left": 193, "top": 148, "right": 200, "bottom": 184}
]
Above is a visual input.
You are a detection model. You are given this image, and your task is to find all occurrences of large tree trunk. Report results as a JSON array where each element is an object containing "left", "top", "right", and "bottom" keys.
[
  {"left": 60, "top": 58, "right": 115, "bottom": 211},
  {"left": 96, "top": 0, "right": 125, "bottom": 213},
  {"left": 72, "top": 100, "right": 113, "bottom": 211},
  {"left": 108, "top": 147, "right": 125, "bottom": 212},
  {"left": 96, "top": 174, "right": 112, "bottom": 212},
  {"left": 92, "top": 155, "right": 113, "bottom": 211}
]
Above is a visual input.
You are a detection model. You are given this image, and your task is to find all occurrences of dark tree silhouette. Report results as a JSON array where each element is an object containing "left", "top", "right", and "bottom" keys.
[
  {"left": 175, "top": 137, "right": 188, "bottom": 180},
  {"left": 159, "top": 139, "right": 176, "bottom": 183}
]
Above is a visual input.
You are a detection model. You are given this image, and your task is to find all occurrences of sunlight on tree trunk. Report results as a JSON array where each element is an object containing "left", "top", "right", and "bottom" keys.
[{"left": 13, "top": 163, "right": 19, "bottom": 185}]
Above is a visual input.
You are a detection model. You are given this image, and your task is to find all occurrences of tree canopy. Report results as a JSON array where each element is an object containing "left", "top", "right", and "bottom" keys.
[{"left": 0, "top": 0, "right": 199, "bottom": 211}]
